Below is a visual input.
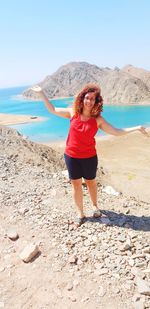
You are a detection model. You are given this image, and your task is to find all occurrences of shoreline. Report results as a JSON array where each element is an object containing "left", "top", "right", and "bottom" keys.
[
  {"left": 40, "top": 134, "right": 116, "bottom": 149},
  {"left": 39, "top": 127, "right": 150, "bottom": 148},
  {"left": 19, "top": 94, "right": 150, "bottom": 105},
  {"left": 17, "top": 94, "right": 74, "bottom": 102},
  {"left": 1, "top": 110, "right": 149, "bottom": 145},
  {"left": 0, "top": 113, "right": 46, "bottom": 126}
]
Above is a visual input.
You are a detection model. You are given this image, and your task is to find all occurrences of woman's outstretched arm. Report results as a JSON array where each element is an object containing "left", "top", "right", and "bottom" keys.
[
  {"left": 97, "top": 116, "right": 149, "bottom": 137},
  {"left": 31, "top": 86, "right": 72, "bottom": 119}
]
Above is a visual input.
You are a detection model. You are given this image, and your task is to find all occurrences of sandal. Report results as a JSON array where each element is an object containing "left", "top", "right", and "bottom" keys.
[
  {"left": 74, "top": 217, "right": 85, "bottom": 227},
  {"left": 93, "top": 209, "right": 102, "bottom": 218}
]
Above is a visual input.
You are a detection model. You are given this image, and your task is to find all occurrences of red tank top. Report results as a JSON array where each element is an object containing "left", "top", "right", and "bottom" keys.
[{"left": 65, "top": 114, "right": 98, "bottom": 158}]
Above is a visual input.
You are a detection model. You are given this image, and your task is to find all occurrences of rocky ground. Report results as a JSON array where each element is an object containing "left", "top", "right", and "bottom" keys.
[{"left": 0, "top": 126, "right": 150, "bottom": 309}]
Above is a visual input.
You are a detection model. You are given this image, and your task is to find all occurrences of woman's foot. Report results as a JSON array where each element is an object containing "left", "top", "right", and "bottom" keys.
[
  {"left": 92, "top": 208, "right": 102, "bottom": 218},
  {"left": 74, "top": 216, "right": 85, "bottom": 227}
]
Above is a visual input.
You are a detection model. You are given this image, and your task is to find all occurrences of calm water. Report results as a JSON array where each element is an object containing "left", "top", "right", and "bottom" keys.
[{"left": 0, "top": 86, "right": 150, "bottom": 142}]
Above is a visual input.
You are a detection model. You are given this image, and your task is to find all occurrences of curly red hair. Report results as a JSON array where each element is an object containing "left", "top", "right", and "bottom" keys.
[{"left": 73, "top": 83, "right": 103, "bottom": 117}]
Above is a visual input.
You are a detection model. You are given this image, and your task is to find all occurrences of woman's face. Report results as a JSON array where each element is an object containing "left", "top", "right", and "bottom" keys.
[{"left": 83, "top": 92, "right": 96, "bottom": 111}]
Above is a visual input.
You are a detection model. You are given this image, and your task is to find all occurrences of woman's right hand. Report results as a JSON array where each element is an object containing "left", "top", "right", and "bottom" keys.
[{"left": 30, "top": 85, "right": 43, "bottom": 93}]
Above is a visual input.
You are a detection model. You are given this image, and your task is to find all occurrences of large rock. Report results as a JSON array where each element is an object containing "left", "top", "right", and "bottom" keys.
[{"left": 19, "top": 243, "right": 40, "bottom": 263}]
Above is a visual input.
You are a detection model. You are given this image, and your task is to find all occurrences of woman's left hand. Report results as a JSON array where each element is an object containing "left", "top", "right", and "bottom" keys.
[{"left": 138, "top": 126, "right": 149, "bottom": 137}]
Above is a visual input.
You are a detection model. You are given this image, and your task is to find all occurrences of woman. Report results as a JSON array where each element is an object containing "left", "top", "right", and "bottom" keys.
[{"left": 31, "top": 83, "right": 149, "bottom": 227}]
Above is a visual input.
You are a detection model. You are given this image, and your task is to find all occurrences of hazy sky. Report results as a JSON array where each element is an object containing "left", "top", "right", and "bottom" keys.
[{"left": 0, "top": 0, "right": 150, "bottom": 88}]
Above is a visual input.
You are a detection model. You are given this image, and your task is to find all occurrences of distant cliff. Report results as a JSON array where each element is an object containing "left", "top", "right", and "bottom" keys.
[{"left": 23, "top": 62, "right": 150, "bottom": 104}]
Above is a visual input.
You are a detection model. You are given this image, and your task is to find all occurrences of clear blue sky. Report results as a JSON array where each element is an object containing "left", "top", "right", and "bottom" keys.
[{"left": 0, "top": 0, "right": 150, "bottom": 88}]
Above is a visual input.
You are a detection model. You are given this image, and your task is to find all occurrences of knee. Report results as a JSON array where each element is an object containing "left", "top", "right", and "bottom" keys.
[
  {"left": 85, "top": 179, "right": 96, "bottom": 187},
  {"left": 71, "top": 179, "right": 82, "bottom": 191}
]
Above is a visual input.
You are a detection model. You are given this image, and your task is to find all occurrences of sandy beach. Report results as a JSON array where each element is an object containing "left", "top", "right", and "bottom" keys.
[
  {"left": 0, "top": 113, "right": 46, "bottom": 126},
  {"left": 44, "top": 129, "right": 150, "bottom": 203}
]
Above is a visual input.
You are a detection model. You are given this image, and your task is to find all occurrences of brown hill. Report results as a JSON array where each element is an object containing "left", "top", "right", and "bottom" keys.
[
  {"left": 122, "top": 64, "right": 150, "bottom": 90},
  {"left": 23, "top": 62, "right": 150, "bottom": 104},
  {"left": 0, "top": 125, "right": 65, "bottom": 172}
]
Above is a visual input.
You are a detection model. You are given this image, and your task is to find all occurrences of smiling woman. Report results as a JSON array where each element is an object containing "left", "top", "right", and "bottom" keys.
[
  {"left": 72, "top": 84, "right": 103, "bottom": 118},
  {"left": 30, "top": 83, "right": 149, "bottom": 228}
]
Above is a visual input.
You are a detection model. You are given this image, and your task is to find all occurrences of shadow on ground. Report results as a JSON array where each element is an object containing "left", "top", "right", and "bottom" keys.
[{"left": 85, "top": 210, "right": 150, "bottom": 232}]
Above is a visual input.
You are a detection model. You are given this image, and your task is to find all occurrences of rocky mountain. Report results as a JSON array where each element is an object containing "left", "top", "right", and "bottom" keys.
[
  {"left": 122, "top": 64, "right": 150, "bottom": 90},
  {"left": 23, "top": 62, "right": 150, "bottom": 104},
  {"left": 0, "top": 125, "right": 65, "bottom": 173}
]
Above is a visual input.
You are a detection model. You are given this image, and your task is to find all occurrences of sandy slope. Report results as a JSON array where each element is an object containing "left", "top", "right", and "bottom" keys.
[{"left": 45, "top": 129, "right": 150, "bottom": 203}]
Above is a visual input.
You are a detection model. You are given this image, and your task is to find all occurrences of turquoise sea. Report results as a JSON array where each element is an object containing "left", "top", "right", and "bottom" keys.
[{"left": 0, "top": 86, "right": 150, "bottom": 143}]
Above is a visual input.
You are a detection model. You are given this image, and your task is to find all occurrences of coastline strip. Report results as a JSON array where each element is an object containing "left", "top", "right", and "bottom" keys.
[{"left": 0, "top": 113, "right": 46, "bottom": 126}]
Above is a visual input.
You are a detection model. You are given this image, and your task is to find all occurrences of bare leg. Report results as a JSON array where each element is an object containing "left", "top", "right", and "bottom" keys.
[
  {"left": 71, "top": 179, "right": 85, "bottom": 218},
  {"left": 84, "top": 179, "right": 97, "bottom": 208},
  {"left": 84, "top": 179, "right": 101, "bottom": 216}
]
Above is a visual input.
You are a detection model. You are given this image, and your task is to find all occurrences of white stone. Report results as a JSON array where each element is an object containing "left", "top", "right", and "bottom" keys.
[
  {"left": 50, "top": 189, "right": 57, "bottom": 197},
  {"left": 19, "top": 243, "right": 40, "bottom": 263},
  {"left": 68, "top": 255, "right": 77, "bottom": 264},
  {"left": 142, "top": 268, "right": 150, "bottom": 274},
  {"left": 102, "top": 185, "right": 120, "bottom": 196},
  {"left": 73, "top": 280, "right": 79, "bottom": 287},
  {"left": 7, "top": 229, "right": 19, "bottom": 240},
  {"left": 142, "top": 247, "right": 150, "bottom": 254},
  {"left": 81, "top": 297, "right": 89, "bottom": 302},
  {"left": 61, "top": 170, "right": 68, "bottom": 178},
  {"left": 128, "top": 258, "right": 135, "bottom": 266},
  {"left": 96, "top": 268, "right": 109, "bottom": 275},
  {"left": 136, "top": 277, "right": 150, "bottom": 296},
  {"left": 98, "top": 286, "right": 106, "bottom": 297},
  {"left": 18, "top": 207, "right": 29, "bottom": 215},
  {"left": 131, "top": 267, "right": 145, "bottom": 279},
  {"left": 66, "top": 283, "right": 73, "bottom": 291}
]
